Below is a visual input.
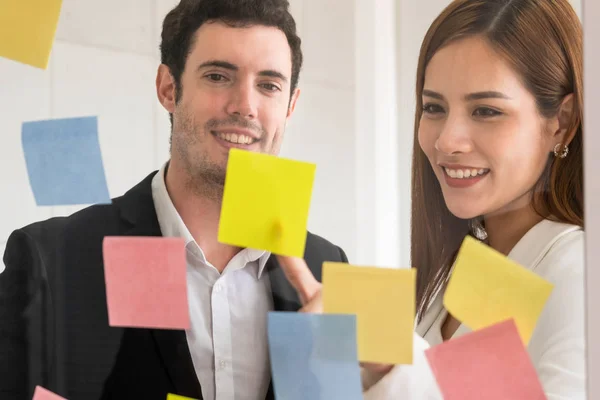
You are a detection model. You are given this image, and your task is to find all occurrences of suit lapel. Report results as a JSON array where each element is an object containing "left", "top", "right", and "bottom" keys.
[{"left": 113, "top": 172, "right": 203, "bottom": 399}]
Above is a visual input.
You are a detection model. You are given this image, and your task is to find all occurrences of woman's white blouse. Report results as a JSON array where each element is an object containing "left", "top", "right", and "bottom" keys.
[{"left": 363, "top": 219, "right": 586, "bottom": 400}]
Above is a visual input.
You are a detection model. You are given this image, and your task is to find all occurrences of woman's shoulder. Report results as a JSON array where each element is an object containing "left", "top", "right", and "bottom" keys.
[{"left": 519, "top": 219, "right": 584, "bottom": 281}]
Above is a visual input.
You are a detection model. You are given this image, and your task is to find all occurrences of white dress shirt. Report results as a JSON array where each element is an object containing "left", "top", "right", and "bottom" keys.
[
  {"left": 364, "top": 219, "right": 586, "bottom": 399},
  {"left": 151, "top": 163, "right": 273, "bottom": 400}
]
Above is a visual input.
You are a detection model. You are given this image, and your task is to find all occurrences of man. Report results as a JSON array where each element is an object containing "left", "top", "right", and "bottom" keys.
[{"left": 0, "top": 1, "right": 348, "bottom": 399}]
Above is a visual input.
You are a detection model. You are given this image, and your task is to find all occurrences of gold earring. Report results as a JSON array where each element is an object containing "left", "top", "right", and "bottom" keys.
[{"left": 553, "top": 143, "right": 569, "bottom": 159}]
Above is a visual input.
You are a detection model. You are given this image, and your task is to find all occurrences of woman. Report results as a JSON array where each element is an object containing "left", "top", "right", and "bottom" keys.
[{"left": 278, "top": 0, "right": 585, "bottom": 398}]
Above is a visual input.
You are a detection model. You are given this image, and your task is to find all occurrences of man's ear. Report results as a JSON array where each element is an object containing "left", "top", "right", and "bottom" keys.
[
  {"left": 286, "top": 88, "right": 301, "bottom": 119},
  {"left": 156, "top": 64, "right": 177, "bottom": 114},
  {"left": 553, "top": 93, "right": 578, "bottom": 146}
]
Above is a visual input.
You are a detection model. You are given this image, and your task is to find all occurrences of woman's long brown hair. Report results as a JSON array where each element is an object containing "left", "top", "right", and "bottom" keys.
[{"left": 412, "top": 0, "right": 583, "bottom": 321}]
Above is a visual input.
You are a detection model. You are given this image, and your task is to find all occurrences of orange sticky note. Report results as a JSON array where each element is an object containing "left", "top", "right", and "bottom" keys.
[
  {"left": 425, "top": 319, "right": 547, "bottom": 400},
  {"left": 167, "top": 394, "right": 197, "bottom": 400},
  {"left": 322, "top": 262, "right": 416, "bottom": 364},
  {"left": 102, "top": 237, "right": 190, "bottom": 329},
  {"left": 0, "top": 0, "right": 63, "bottom": 69},
  {"left": 444, "top": 236, "right": 553, "bottom": 344},
  {"left": 218, "top": 149, "right": 316, "bottom": 257},
  {"left": 32, "top": 386, "right": 67, "bottom": 400}
]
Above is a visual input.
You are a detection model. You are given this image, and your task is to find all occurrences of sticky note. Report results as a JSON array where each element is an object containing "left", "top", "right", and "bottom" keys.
[
  {"left": 444, "top": 236, "right": 554, "bottom": 344},
  {"left": 267, "top": 312, "right": 363, "bottom": 400},
  {"left": 218, "top": 149, "right": 316, "bottom": 257},
  {"left": 22, "top": 116, "right": 111, "bottom": 206},
  {"left": 32, "top": 386, "right": 67, "bottom": 400},
  {"left": 0, "top": 0, "right": 63, "bottom": 69},
  {"left": 425, "top": 319, "right": 547, "bottom": 400},
  {"left": 167, "top": 394, "right": 197, "bottom": 400},
  {"left": 322, "top": 262, "right": 416, "bottom": 364},
  {"left": 102, "top": 237, "right": 190, "bottom": 330}
]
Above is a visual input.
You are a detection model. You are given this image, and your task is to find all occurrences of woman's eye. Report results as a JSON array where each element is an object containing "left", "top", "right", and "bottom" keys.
[
  {"left": 422, "top": 103, "right": 445, "bottom": 114},
  {"left": 473, "top": 107, "right": 502, "bottom": 117}
]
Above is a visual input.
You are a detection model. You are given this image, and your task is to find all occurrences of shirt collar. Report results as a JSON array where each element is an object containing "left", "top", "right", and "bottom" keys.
[
  {"left": 151, "top": 161, "right": 271, "bottom": 279},
  {"left": 255, "top": 250, "right": 271, "bottom": 279},
  {"left": 151, "top": 162, "right": 195, "bottom": 246}
]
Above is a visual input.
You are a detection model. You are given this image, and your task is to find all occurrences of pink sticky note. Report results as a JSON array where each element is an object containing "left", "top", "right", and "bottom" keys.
[
  {"left": 102, "top": 237, "right": 190, "bottom": 329},
  {"left": 425, "top": 319, "right": 547, "bottom": 400},
  {"left": 32, "top": 386, "right": 67, "bottom": 400}
]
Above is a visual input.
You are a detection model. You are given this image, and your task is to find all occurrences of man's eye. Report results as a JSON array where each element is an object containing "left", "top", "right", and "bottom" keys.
[
  {"left": 207, "top": 74, "right": 227, "bottom": 82},
  {"left": 261, "top": 83, "right": 281, "bottom": 92}
]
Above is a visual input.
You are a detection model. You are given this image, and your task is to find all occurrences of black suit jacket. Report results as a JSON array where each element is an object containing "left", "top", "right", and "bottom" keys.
[{"left": 0, "top": 171, "right": 349, "bottom": 400}]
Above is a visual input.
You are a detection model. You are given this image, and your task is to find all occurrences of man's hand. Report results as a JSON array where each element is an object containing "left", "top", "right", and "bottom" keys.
[
  {"left": 276, "top": 255, "right": 321, "bottom": 308},
  {"left": 275, "top": 255, "right": 394, "bottom": 378}
]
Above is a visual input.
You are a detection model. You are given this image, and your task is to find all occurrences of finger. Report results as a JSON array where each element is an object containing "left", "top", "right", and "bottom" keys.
[
  {"left": 299, "top": 290, "right": 323, "bottom": 313},
  {"left": 276, "top": 255, "right": 321, "bottom": 305},
  {"left": 360, "top": 362, "right": 394, "bottom": 374}
]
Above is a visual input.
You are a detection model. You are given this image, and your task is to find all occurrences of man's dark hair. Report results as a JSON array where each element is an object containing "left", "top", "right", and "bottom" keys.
[{"left": 160, "top": 0, "right": 303, "bottom": 124}]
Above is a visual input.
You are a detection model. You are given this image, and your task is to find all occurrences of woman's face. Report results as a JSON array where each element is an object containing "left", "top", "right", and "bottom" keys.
[{"left": 418, "top": 36, "right": 558, "bottom": 220}]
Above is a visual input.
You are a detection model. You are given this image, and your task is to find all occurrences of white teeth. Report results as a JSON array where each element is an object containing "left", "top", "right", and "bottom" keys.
[
  {"left": 216, "top": 132, "right": 255, "bottom": 144},
  {"left": 444, "top": 167, "right": 488, "bottom": 179}
]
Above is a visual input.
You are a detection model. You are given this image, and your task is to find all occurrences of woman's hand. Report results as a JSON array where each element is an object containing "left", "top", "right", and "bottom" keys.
[{"left": 275, "top": 255, "right": 394, "bottom": 378}]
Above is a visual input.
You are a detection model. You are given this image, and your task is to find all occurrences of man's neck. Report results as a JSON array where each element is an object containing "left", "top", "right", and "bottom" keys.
[{"left": 164, "top": 161, "right": 242, "bottom": 273}]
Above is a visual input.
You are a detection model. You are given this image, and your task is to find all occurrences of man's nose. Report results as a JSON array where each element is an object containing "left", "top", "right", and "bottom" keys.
[{"left": 226, "top": 82, "right": 258, "bottom": 119}]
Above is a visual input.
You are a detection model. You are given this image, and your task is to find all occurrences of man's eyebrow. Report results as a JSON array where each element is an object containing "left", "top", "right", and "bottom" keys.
[
  {"left": 196, "top": 60, "right": 238, "bottom": 72},
  {"left": 258, "top": 70, "right": 288, "bottom": 83},
  {"left": 196, "top": 60, "right": 289, "bottom": 83}
]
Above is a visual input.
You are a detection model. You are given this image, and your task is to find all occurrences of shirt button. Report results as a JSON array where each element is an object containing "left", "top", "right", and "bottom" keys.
[
  {"left": 219, "top": 360, "right": 227, "bottom": 370},
  {"left": 214, "top": 283, "right": 222, "bottom": 292}
]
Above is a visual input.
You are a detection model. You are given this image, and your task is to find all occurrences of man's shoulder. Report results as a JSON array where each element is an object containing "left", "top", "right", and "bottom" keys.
[
  {"left": 15, "top": 171, "right": 158, "bottom": 241},
  {"left": 305, "top": 230, "right": 348, "bottom": 263},
  {"left": 19, "top": 203, "right": 119, "bottom": 237},
  {"left": 7, "top": 203, "right": 121, "bottom": 260},
  {"left": 306, "top": 230, "right": 340, "bottom": 249}
]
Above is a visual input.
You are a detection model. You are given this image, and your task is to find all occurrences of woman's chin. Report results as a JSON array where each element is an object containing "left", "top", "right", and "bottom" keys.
[{"left": 445, "top": 202, "right": 484, "bottom": 221}]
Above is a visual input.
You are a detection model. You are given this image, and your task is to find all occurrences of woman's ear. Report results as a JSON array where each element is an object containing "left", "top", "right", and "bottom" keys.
[{"left": 554, "top": 93, "right": 577, "bottom": 146}]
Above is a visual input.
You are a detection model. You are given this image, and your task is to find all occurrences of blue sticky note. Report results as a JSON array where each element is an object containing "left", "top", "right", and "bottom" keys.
[
  {"left": 268, "top": 312, "right": 363, "bottom": 400},
  {"left": 21, "top": 116, "right": 110, "bottom": 206}
]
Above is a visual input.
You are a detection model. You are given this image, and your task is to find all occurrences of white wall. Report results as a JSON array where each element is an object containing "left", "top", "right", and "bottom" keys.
[{"left": 281, "top": 0, "right": 359, "bottom": 262}]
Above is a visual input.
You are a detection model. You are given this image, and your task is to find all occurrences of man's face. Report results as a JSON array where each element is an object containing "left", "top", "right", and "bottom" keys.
[{"left": 158, "top": 21, "right": 300, "bottom": 193}]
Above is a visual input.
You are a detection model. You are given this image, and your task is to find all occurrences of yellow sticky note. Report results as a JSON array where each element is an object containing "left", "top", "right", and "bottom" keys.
[
  {"left": 167, "top": 395, "right": 197, "bottom": 400},
  {"left": 444, "top": 236, "right": 554, "bottom": 344},
  {"left": 0, "top": 0, "right": 63, "bottom": 69},
  {"left": 218, "top": 148, "right": 316, "bottom": 257},
  {"left": 322, "top": 262, "right": 416, "bottom": 364}
]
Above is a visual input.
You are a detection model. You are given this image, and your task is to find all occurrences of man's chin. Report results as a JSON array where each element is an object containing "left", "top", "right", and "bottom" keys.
[{"left": 200, "top": 170, "right": 226, "bottom": 187}]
